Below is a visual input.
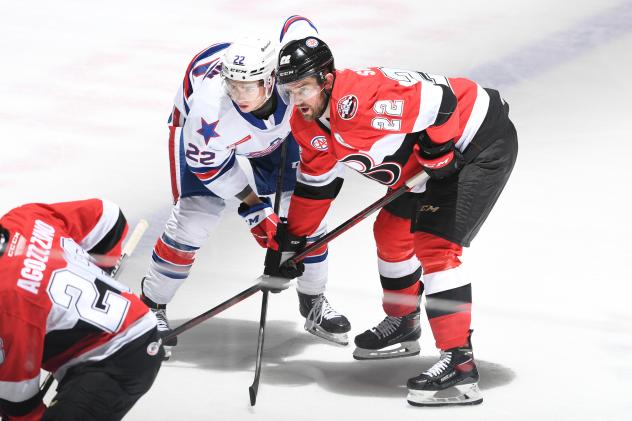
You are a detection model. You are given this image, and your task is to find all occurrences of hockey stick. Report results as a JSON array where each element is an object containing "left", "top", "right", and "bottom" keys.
[
  {"left": 152, "top": 170, "right": 429, "bottom": 344},
  {"left": 249, "top": 136, "right": 290, "bottom": 406},
  {"left": 39, "top": 219, "right": 149, "bottom": 397},
  {"left": 285, "top": 171, "right": 429, "bottom": 266}
]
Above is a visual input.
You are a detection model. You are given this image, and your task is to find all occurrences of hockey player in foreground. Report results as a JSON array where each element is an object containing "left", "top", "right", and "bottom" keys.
[
  {"left": 140, "top": 16, "right": 351, "bottom": 359},
  {"left": 0, "top": 199, "right": 163, "bottom": 420},
  {"left": 274, "top": 38, "right": 518, "bottom": 406}
]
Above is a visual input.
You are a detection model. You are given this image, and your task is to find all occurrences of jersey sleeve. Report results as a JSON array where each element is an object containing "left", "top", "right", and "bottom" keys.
[
  {"left": 45, "top": 199, "right": 128, "bottom": 270},
  {"left": 172, "top": 42, "right": 230, "bottom": 125},
  {"left": 287, "top": 115, "right": 344, "bottom": 261},
  {"left": 333, "top": 68, "right": 460, "bottom": 148},
  {"left": 181, "top": 105, "right": 249, "bottom": 199},
  {"left": 0, "top": 307, "right": 46, "bottom": 415},
  {"left": 278, "top": 15, "right": 319, "bottom": 47}
]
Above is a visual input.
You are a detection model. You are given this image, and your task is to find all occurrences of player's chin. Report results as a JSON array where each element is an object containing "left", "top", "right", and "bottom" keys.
[
  {"left": 299, "top": 107, "right": 315, "bottom": 121},
  {"left": 238, "top": 103, "right": 256, "bottom": 113}
]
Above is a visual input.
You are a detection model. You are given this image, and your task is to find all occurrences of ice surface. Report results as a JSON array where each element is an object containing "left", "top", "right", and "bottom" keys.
[{"left": 1, "top": 1, "right": 631, "bottom": 420}]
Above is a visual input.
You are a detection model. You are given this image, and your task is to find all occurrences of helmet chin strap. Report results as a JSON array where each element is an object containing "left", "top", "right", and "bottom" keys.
[
  {"left": 251, "top": 85, "right": 278, "bottom": 120},
  {"left": 314, "top": 82, "right": 333, "bottom": 120}
]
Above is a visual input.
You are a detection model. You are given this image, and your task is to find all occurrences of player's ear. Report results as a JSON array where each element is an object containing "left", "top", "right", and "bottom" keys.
[{"left": 323, "top": 72, "right": 335, "bottom": 90}]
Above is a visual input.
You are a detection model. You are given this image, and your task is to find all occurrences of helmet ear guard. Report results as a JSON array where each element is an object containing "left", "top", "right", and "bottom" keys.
[{"left": 277, "top": 37, "right": 334, "bottom": 85}]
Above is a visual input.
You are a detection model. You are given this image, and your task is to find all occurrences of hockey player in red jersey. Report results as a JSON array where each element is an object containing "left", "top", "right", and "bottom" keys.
[
  {"left": 0, "top": 199, "right": 163, "bottom": 420},
  {"left": 274, "top": 38, "right": 518, "bottom": 406}
]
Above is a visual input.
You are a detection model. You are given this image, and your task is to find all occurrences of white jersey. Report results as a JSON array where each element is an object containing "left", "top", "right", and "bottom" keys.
[{"left": 169, "top": 16, "right": 319, "bottom": 199}]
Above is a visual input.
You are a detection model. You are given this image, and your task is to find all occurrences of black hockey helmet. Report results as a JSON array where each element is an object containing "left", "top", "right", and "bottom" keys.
[
  {"left": 277, "top": 37, "right": 334, "bottom": 85},
  {"left": 0, "top": 225, "right": 9, "bottom": 256}
]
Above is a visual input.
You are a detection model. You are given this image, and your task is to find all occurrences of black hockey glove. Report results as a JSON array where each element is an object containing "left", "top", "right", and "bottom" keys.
[
  {"left": 264, "top": 221, "right": 306, "bottom": 279},
  {"left": 413, "top": 132, "right": 464, "bottom": 180}
]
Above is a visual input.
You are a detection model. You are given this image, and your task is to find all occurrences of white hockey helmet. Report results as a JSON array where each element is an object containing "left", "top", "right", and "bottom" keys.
[{"left": 221, "top": 38, "right": 275, "bottom": 79}]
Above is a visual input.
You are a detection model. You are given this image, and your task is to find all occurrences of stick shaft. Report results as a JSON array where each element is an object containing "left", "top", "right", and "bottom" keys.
[{"left": 290, "top": 171, "right": 429, "bottom": 264}]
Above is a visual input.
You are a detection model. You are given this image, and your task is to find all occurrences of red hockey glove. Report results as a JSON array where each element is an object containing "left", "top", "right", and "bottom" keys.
[
  {"left": 238, "top": 197, "right": 280, "bottom": 249},
  {"left": 414, "top": 132, "right": 464, "bottom": 180}
]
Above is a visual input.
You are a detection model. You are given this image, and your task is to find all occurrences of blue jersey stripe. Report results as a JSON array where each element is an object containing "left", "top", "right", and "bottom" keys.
[
  {"left": 160, "top": 233, "right": 200, "bottom": 252},
  {"left": 182, "top": 42, "right": 231, "bottom": 108},
  {"left": 304, "top": 250, "right": 328, "bottom": 264}
]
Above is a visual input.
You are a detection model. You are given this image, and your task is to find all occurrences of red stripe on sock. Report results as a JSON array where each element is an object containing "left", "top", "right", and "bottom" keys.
[
  {"left": 154, "top": 238, "right": 195, "bottom": 266},
  {"left": 428, "top": 306, "right": 472, "bottom": 350},
  {"left": 383, "top": 282, "right": 420, "bottom": 317}
]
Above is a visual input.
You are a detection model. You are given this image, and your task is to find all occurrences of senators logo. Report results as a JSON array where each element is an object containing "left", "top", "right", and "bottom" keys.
[
  {"left": 341, "top": 153, "right": 402, "bottom": 186},
  {"left": 310, "top": 136, "right": 328, "bottom": 151},
  {"left": 337, "top": 95, "right": 358, "bottom": 120}
]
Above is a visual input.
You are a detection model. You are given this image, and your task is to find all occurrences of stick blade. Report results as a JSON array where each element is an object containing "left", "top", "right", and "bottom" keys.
[
  {"left": 249, "top": 384, "right": 258, "bottom": 406},
  {"left": 256, "top": 275, "right": 291, "bottom": 293}
]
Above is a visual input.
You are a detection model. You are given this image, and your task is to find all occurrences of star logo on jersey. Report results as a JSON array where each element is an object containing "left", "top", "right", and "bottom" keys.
[
  {"left": 311, "top": 136, "right": 328, "bottom": 151},
  {"left": 196, "top": 118, "right": 220, "bottom": 145}
]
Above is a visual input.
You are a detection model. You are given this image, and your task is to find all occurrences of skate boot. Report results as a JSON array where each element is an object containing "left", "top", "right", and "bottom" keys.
[
  {"left": 353, "top": 309, "right": 421, "bottom": 360},
  {"left": 298, "top": 291, "right": 351, "bottom": 345},
  {"left": 406, "top": 331, "right": 482, "bottom": 406},
  {"left": 141, "top": 294, "right": 177, "bottom": 360}
]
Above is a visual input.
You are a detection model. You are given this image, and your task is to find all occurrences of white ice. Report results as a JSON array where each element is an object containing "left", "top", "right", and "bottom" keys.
[{"left": 1, "top": 1, "right": 631, "bottom": 420}]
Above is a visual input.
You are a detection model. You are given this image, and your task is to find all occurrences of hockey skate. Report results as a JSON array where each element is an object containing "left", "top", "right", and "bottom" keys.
[
  {"left": 141, "top": 294, "right": 177, "bottom": 360},
  {"left": 298, "top": 292, "right": 351, "bottom": 346},
  {"left": 406, "top": 331, "right": 482, "bottom": 406},
  {"left": 353, "top": 309, "right": 421, "bottom": 360}
]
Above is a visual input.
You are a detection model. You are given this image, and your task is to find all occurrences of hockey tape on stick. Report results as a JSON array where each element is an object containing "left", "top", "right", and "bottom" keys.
[{"left": 111, "top": 218, "right": 149, "bottom": 277}]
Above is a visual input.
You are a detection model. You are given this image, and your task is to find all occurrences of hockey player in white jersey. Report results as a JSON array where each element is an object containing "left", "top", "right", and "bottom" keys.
[{"left": 140, "top": 16, "right": 351, "bottom": 358}]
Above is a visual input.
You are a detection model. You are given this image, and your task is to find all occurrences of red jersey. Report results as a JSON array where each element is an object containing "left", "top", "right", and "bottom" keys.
[
  {"left": 287, "top": 67, "right": 501, "bottom": 239},
  {"left": 0, "top": 199, "right": 155, "bottom": 405}
]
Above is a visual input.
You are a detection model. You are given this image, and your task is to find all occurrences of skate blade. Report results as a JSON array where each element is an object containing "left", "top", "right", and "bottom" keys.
[
  {"left": 305, "top": 326, "right": 349, "bottom": 346},
  {"left": 353, "top": 341, "right": 420, "bottom": 360},
  {"left": 407, "top": 382, "right": 483, "bottom": 407}
]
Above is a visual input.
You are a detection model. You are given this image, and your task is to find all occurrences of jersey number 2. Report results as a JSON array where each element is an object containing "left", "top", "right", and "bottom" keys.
[
  {"left": 371, "top": 100, "right": 404, "bottom": 131},
  {"left": 48, "top": 270, "right": 130, "bottom": 333}
]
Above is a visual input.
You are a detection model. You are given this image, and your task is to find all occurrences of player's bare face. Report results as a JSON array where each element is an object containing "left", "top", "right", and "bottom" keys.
[
  {"left": 282, "top": 78, "right": 326, "bottom": 121},
  {"left": 223, "top": 79, "right": 267, "bottom": 113}
]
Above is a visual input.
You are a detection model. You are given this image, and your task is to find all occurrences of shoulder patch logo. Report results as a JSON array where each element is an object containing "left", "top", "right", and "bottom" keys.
[
  {"left": 337, "top": 95, "right": 358, "bottom": 120},
  {"left": 310, "top": 136, "right": 328, "bottom": 151}
]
